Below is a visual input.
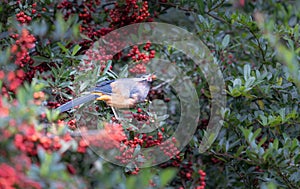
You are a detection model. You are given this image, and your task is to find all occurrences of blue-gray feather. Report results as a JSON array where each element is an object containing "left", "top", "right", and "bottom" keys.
[
  {"left": 93, "top": 80, "right": 114, "bottom": 94},
  {"left": 56, "top": 94, "right": 100, "bottom": 112}
]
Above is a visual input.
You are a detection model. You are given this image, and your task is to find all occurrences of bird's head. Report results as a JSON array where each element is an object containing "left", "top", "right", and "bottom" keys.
[{"left": 138, "top": 73, "right": 156, "bottom": 83}]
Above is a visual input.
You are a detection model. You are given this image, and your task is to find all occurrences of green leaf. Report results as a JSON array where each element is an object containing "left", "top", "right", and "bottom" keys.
[
  {"left": 102, "top": 60, "right": 112, "bottom": 75},
  {"left": 260, "top": 182, "right": 278, "bottom": 189},
  {"left": 126, "top": 175, "right": 137, "bottom": 189},
  {"left": 57, "top": 42, "right": 69, "bottom": 54},
  {"left": 258, "top": 136, "right": 267, "bottom": 148},
  {"left": 273, "top": 139, "right": 279, "bottom": 150},
  {"left": 80, "top": 33, "right": 92, "bottom": 41},
  {"left": 196, "top": 0, "right": 205, "bottom": 14},
  {"left": 295, "top": 154, "right": 300, "bottom": 164},
  {"left": 252, "top": 128, "right": 262, "bottom": 141},
  {"left": 222, "top": 34, "right": 230, "bottom": 49},
  {"left": 17, "top": 87, "right": 28, "bottom": 105},
  {"left": 71, "top": 44, "right": 81, "bottom": 56},
  {"left": 244, "top": 64, "right": 251, "bottom": 80},
  {"left": 234, "top": 145, "right": 245, "bottom": 158},
  {"left": 279, "top": 108, "right": 286, "bottom": 122},
  {"left": 259, "top": 115, "right": 268, "bottom": 126},
  {"left": 79, "top": 81, "right": 89, "bottom": 92},
  {"left": 230, "top": 88, "right": 241, "bottom": 97},
  {"left": 240, "top": 127, "right": 250, "bottom": 139},
  {"left": 31, "top": 56, "right": 51, "bottom": 66},
  {"left": 119, "top": 64, "right": 129, "bottom": 78},
  {"left": 290, "top": 138, "right": 298, "bottom": 152},
  {"left": 133, "top": 145, "right": 141, "bottom": 156},
  {"left": 233, "top": 78, "right": 242, "bottom": 87},
  {"left": 245, "top": 77, "right": 255, "bottom": 88},
  {"left": 159, "top": 168, "right": 177, "bottom": 187}
]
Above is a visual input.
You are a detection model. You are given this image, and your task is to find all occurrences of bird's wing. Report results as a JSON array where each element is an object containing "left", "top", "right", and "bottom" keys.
[
  {"left": 56, "top": 94, "right": 100, "bottom": 112},
  {"left": 93, "top": 80, "right": 115, "bottom": 95}
]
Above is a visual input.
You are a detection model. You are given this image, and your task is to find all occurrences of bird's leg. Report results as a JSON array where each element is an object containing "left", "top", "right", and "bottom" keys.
[
  {"left": 91, "top": 92, "right": 119, "bottom": 120},
  {"left": 111, "top": 107, "right": 120, "bottom": 120}
]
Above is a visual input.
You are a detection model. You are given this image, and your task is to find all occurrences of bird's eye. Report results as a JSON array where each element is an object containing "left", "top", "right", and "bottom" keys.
[{"left": 147, "top": 76, "right": 152, "bottom": 82}]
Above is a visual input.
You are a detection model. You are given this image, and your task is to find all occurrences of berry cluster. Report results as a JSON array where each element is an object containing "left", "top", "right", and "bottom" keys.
[
  {"left": 8, "top": 28, "right": 48, "bottom": 89},
  {"left": 159, "top": 137, "right": 180, "bottom": 159},
  {"left": 67, "top": 119, "right": 77, "bottom": 130},
  {"left": 46, "top": 101, "right": 61, "bottom": 109},
  {"left": 13, "top": 121, "right": 89, "bottom": 155},
  {"left": 94, "top": 126, "right": 179, "bottom": 172},
  {"left": 148, "top": 88, "right": 169, "bottom": 102},
  {"left": 142, "top": 132, "right": 162, "bottom": 147},
  {"left": 33, "top": 91, "right": 45, "bottom": 106},
  {"left": 129, "top": 43, "right": 155, "bottom": 62},
  {"left": 9, "top": 29, "right": 44, "bottom": 83},
  {"left": 56, "top": 0, "right": 75, "bottom": 19},
  {"left": 15, "top": 2, "right": 38, "bottom": 24},
  {"left": 1, "top": 70, "right": 24, "bottom": 95},
  {"left": 83, "top": 123, "right": 126, "bottom": 150},
  {"left": 11, "top": 29, "right": 36, "bottom": 67},
  {"left": 57, "top": 0, "right": 101, "bottom": 23},
  {"left": 144, "top": 130, "right": 180, "bottom": 158},
  {"left": 179, "top": 161, "right": 194, "bottom": 181},
  {"left": 115, "top": 142, "right": 144, "bottom": 166},
  {"left": 0, "top": 163, "right": 41, "bottom": 189},
  {"left": 16, "top": 11, "right": 32, "bottom": 24},
  {"left": 57, "top": 0, "right": 103, "bottom": 50},
  {"left": 0, "top": 98, "right": 9, "bottom": 119},
  {"left": 128, "top": 43, "right": 156, "bottom": 74},
  {"left": 31, "top": 2, "right": 37, "bottom": 13},
  {"left": 14, "top": 125, "right": 62, "bottom": 156},
  {"left": 196, "top": 169, "right": 207, "bottom": 189},
  {"left": 81, "top": 28, "right": 126, "bottom": 72},
  {"left": 177, "top": 162, "right": 207, "bottom": 189},
  {"left": 79, "top": 27, "right": 113, "bottom": 42},
  {"left": 82, "top": 47, "right": 114, "bottom": 71},
  {"left": 132, "top": 108, "right": 150, "bottom": 121},
  {"left": 108, "top": 0, "right": 152, "bottom": 28},
  {"left": 77, "top": 138, "right": 89, "bottom": 153},
  {"left": 78, "top": 8, "right": 92, "bottom": 24}
]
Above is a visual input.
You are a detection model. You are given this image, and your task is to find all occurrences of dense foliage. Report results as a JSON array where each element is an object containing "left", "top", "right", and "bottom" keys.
[{"left": 0, "top": 0, "right": 299, "bottom": 188}]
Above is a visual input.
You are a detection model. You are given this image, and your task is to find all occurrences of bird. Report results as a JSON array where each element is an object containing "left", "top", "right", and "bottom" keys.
[{"left": 56, "top": 74, "right": 153, "bottom": 113}]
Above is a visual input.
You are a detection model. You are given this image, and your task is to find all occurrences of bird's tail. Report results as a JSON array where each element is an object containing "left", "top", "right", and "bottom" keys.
[{"left": 56, "top": 94, "right": 99, "bottom": 113}]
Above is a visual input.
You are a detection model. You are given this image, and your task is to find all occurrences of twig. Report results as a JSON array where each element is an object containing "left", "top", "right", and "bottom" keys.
[
  {"left": 207, "top": 0, "right": 226, "bottom": 13},
  {"left": 152, "top": 78, "right": 174, "bottom": 90},
  {"left": 248, "top": 28, "right": 266, "bottom": 62},
  {"left": 205, "top": 12, "right": 231, "bottom": 25}
]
